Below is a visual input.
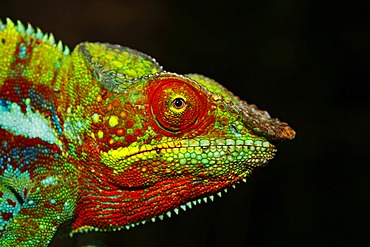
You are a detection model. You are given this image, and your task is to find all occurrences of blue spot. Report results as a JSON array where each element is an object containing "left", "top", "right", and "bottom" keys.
[
  {"left": 11, "top": 148, "right": 20, "bottom": 160},
  {"left": 22, "top": 69, "right": 28, "bottom": 76},
  {"left": 0, "top": 99, "right": 11, "bottom": 110},
  {"left": 19, "top": 43, "right": 27, "bottom": 59},
  {"left": 51, "top": 111, "right": 63, "bottom": 136},
  {"left": 14, "top": 86, "right": 20, "bottom": 96},
  {"left": 21, "top": 146, "right": 41, "bottom": 163},
  {"left": 28, "top": 88, "right": 63, "bottom": 137}
]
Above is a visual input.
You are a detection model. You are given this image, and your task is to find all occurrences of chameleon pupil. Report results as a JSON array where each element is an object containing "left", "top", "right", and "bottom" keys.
[{"left": 172, "top": 98, "right": 186, "bottom": 109}]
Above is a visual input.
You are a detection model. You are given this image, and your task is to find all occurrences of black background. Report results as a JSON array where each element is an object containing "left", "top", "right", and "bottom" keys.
[{"left": 1, "top": 0, "right": 369, "bottom": 246}]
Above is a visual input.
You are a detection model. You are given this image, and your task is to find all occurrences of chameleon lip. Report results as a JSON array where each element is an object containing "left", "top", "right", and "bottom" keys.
[{"left": 107, "top": 139, "right": 276, "bottom": 162}]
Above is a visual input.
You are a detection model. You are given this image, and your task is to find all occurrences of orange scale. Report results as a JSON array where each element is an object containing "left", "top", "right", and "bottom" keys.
[
  {"left": 129, "top": 109, "right": 137, "bottom": 115},
  {"left": 220, "top": 116, "right": 229, "bottom": 122},
  {"left": 116, "top": 128, "right": 126, "bottom": 137},
  {"left": 154, "top": 135, "right": 162, "bottom": 141},
  {"left": 100, "top": 136, "right": 109, "bottom": 144},
  {"left": 125, "top": 134, "right": 137, "bottom": 143},
  {"left": 107, "top": 138, "right": 115, "bottom": 146},
  {"left": 100, "top": 90, "right": 111, "bottom": 100},
  {"left": 120, "top": 110, "right": 128, "bottom": 119},
  {"left": 106, "top": 104, "right": 113, "bottom": 111},
  {"left": 111, "top": 99, "right": 120, "bottom": 107},
  {"left": 125, "top": 120, "right": 135, "bottom": 129},
  {"left": 133, "top": 128, "right": 143, "bottom": 136},
  {"left": 114, "top": 141, "right": 124, "bottom": 147}
]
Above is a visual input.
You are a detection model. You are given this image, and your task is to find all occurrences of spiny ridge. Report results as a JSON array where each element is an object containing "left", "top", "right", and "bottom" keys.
[{"left": 0, "top": 18, "right": 71, "bottom": 55}]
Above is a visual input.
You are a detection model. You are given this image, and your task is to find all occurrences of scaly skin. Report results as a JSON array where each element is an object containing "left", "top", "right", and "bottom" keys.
[{"left": 0, "top": 19, "right": 295, "bottom": 246}]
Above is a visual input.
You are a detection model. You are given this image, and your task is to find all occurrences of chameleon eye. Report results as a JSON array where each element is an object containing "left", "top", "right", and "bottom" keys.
[
  {"left": 172, "top": 97, "right": 186, "bottom": 110},
  {"left": 149, "top": 77, "right": 208, "bottom": 134}
]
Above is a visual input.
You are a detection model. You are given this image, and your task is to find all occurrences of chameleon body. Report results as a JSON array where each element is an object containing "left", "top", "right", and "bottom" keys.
[{"left": 0, "top": 18, "right": 295, "bottom": 246}]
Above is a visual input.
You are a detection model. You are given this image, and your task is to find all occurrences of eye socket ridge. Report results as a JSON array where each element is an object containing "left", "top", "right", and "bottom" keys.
[{"left": 171, "top": 97, "right": 186, "bottom": 110}]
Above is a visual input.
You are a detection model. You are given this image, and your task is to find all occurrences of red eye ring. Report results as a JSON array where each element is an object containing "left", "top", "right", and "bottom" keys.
[{"left": 147, "top": 76, "right": 210, "bottom": 136}]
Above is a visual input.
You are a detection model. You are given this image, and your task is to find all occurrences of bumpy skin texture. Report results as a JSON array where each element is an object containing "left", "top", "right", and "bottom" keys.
[{"left": 0, "top": 19, "right": 295, "bottom": 246}]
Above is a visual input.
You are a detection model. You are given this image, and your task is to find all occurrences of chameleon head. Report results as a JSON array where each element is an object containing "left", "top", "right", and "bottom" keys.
[
  {"left": 75, "top": 42, "right": 295, "bottom": 229},
  {"left": 97, "top": 72, "right": 295, "bottom": 188}
]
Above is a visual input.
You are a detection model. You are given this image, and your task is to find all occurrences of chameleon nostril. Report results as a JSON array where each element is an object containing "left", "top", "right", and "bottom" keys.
[{"left": 230, "top": 124, "right": 239, "bottom": 134}]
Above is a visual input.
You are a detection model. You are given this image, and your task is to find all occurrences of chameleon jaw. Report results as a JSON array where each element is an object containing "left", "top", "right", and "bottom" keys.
[
  {"left": 72, "top": 164, "right": 254, "bottom": 235},
  {"left": 71, "top": 174, "right": 249, "bottom": 236}
]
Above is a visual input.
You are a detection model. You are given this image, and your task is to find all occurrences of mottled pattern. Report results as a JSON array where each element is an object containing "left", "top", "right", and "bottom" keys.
[{"left": 0, "top": 18, "right": 295, "bottom": 246}]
